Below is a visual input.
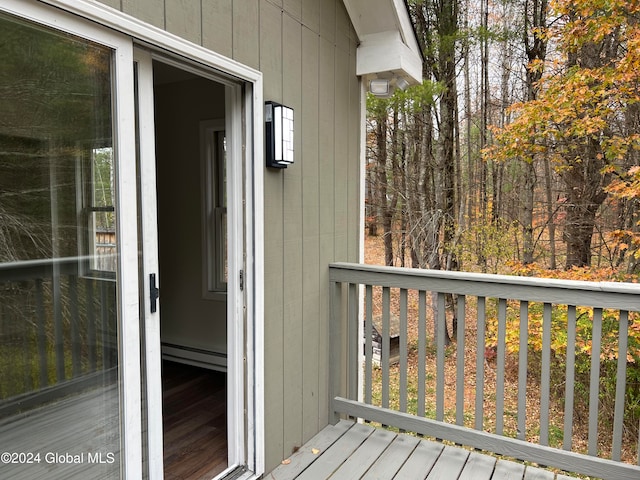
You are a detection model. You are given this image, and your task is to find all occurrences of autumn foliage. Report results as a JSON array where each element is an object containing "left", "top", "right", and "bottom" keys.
[
  {"left": 477, "top": 0, "right": 640, "bottom": 454},
  {"left": 487, "top": 0, "right": 640, "bottom": 269}
]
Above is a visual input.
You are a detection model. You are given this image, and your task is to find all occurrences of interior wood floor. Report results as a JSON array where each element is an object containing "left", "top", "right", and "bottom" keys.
[{"left": 162, "top": 361, "right": 227, "bottom": 480}]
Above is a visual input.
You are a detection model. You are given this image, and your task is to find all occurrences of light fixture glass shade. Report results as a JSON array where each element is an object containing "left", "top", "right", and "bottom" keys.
[
  {"left": 395, "top": 77, "right": 409, "bottom": 91},
  {"left": 369, "top": 79, "right": 390, "bottom": 96},
  {"left": 266, "top": 101, "right": 294, "bottom": 168}
]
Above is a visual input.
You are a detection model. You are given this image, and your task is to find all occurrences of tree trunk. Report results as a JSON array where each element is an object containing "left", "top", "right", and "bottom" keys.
[
  {"left": 522, "top": 0, "right": 548, "bottom": 265},
  {"left": 374, "top": 109, "right": 394, "bottom": 266},
  {"left": 543, "top": 153, "right": 557, "bottom": 269}
]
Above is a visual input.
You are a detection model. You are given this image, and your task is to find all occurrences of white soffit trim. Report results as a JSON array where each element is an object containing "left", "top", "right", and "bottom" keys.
[
  {"left": 344, "top": 0, "right": 422, "bottom": 85},
  {"left": 356, "top": 31, "right": 422, "bottom": 85}
]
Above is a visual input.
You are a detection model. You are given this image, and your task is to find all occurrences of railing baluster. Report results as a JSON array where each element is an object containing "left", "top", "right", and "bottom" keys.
[
  {"left": 540, "top": 302, "right": 552, "bottom": 446},
  {"left": 589, "top": 308, "right": 603, "bottom": 456},
  {"left": 365, "top": 285, "right": 373, "bottom": 406},
  {"left": 496, "top": 298, "right": 507, "bottom": 435},
  {"left": 518, "top": 301, "right": 528, "bottom": 441},
  {"left": 563, "top": 305, "right": 577, "bottom": 451},
  {"left": 22, "top": 297, "right": 33, "bottom": 392},
  {"left": 436, "top": 292, "right": 446, "bottom": 422},
  {"left": 100, "top": 280, "right": 109, "bottom": 369},
  {"left": 86, "top": 279, "right": 97, "bottom": 372},
  {"left": 53, "top": 270, "right": 65, "bottom": 381},
  {"left": 475, "top": 296, "right": 486, "bottom": 431},
  {"left": 399, "top": 288, "right": 408, "bottom": 415},
  {"left": 456, "top": 295, "right": 466, "bottom": 426},
  {"left": 35, "top": 278, "right": 48, "bottom": 388},
  {"left": 612, "top": 310, "right": 628, "bottom": 461},
  {"left": 382, "top": 286, "right": 390, "bottom": 410},
  {"left": 348, "top": 283, "right": 358, "bottom": 402},
  {"left": 418, "top": 290, "right": 427, "bottom": 418},
  {"left": 70, "top": 275, "right": 81, "bottom": 378}
]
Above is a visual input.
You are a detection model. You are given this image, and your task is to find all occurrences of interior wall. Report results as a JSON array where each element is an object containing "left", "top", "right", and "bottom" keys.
[{"left": 153, "top": 75, "right": 227, "bottom": 356}]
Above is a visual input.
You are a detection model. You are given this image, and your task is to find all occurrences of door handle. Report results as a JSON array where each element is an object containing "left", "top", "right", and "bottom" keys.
[{"left": 149, "top": 273, "right": 159, "bottom": 313}]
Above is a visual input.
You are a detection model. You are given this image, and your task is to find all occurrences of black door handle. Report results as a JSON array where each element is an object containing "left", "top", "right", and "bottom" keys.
[{"left": 149, "top": 273, "right": 159, "bottom": 313}]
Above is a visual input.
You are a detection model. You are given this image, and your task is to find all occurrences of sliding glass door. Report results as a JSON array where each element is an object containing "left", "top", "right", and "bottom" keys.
[{"left": 0, "top": 2, "right": 140, "bottom": 478}]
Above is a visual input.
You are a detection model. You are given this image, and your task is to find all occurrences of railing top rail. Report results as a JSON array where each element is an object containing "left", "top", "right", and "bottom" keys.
[
  {"left": 0, "top": 256, "right": 98, "bottom": 282},
  {"left": 329, "top": 262, "right": 640, "bottom": 311}
]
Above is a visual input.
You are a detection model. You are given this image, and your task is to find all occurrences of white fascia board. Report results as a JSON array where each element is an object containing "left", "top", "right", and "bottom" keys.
[
  {"left": 356, "top": 31, "right": 422, "bottom": 85},
  {"left": 391, "top": 0, "right": 421, "bottom": 55}
]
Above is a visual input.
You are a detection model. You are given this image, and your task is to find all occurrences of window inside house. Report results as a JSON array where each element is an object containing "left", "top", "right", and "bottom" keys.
[
  {"left": 202, "top": 122, "right": 227, "bottom": 295},
  {"left": 82, "top": 145, "right": 116, "bottom": 276}
]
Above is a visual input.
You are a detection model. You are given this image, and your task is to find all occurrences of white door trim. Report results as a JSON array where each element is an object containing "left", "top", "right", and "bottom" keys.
[
  {"left": 225, "top": 82, "right": 246, "bottom": 468},
  {"left": 133, "top": 48, "right": 164, "bottom": 480}
]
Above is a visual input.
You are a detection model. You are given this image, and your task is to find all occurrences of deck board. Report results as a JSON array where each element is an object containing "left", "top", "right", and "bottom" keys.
[
  {"left": 360, "top": 433, "right": 420, "bottom": 480},
  {"left": 393, "top": 437, "right": 444, "bottom": 480},
  {"left": 330, "top": 428, "right": 397, "bottom": 479},
  {"left": 524, "top": 466, "right": 555, "bottom": 480},
  {"left": 492, "top": 459, "right": 526, "bottom": 480},
  {"left": 267, "top": 420, "right": 353, "bottom": 480},
  {"left": 268, "top": 421, "right": 582, "bottom": 480},
  {"left": 458, "top": 451, "right": 498, "bottom": 480},
  {"left": 295, "top": 422, "right": 374, "bottom": 480},
  {"left": 425, "top": 445, "right": 470, "bottom": 479}
]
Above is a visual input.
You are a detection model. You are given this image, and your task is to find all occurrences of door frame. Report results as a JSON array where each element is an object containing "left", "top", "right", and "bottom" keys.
[
  {"left": 133, "top": 43, "right": 265, "bottom": 478},
  {"left": 3, "top": 0, "right": 266, "bottom": 477},
  {"left": 135, "top": 49, "right": 256, "bottom": 476},
  {"left": 133, "top": 44, "right": 265, "bottom": 480}
]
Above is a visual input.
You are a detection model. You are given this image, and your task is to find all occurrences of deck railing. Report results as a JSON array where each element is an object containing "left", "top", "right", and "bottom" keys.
[
  {"left": 0, "top": 257, "right": 117, "bottom": 417},
  {"left": 329, "top": 262, "right": 640, "bottom": 480}
]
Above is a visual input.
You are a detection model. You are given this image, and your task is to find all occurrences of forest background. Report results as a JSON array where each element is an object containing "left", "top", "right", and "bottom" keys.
[
  {"left": 365, "top": 1, "right": 640, "bottom": 459},
  {"left": 366, "top": 0, "right": 640, "bottom": 281}
]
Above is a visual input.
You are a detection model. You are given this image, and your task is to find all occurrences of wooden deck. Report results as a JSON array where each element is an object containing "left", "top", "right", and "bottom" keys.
[
  {"left": 0, "top": 384, "right": 120, "bottom": 479},
  {"left": 0, "top": 362, "right": 227, "bottom": 480},
  {"left": 267, "top": 420, "right": 579, "bottom": 480}
]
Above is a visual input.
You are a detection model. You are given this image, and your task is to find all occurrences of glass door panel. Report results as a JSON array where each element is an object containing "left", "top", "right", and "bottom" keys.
[{"left": 0, "top": 11, "right": 121, "bottom": 479}]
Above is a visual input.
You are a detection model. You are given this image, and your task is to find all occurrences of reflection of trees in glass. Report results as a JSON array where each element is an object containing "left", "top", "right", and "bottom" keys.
[
  {"left": 0, "top": 12, "right": 118, "bottom": 406},
  {"left": 0, "top": 11, "right": 112, "bottom": 262}
]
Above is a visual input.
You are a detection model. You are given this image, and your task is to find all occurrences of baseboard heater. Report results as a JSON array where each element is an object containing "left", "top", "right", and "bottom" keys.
[{"left": 161, "top": 343, "right": 227, "bottom": 372}]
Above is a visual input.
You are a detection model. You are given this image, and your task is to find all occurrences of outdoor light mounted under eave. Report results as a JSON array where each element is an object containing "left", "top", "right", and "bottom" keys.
[
  {"left": 369, "top": 76, "right": 411, "bottom": 98},
  {"left": 265, "top": 101, "right": 294, "bottom": 169}
]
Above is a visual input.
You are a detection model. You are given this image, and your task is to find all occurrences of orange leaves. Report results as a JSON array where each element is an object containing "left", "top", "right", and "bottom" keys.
[{"left": 485, "top": 0, "right": 640, "bottom": 174}]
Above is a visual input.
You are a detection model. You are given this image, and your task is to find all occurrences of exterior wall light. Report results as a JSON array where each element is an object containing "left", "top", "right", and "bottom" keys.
[
  {"left": 395, "top": 77, "right": 409, "bottom": 91},
  {"left": 369, "top": 79, "right": 390, "bottom": 96},
  {"left": 265, "top": 101, "right": 294, "bottom": 168}
]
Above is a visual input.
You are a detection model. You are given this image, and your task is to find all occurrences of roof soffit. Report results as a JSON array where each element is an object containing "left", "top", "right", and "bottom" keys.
[{"left": 343, "top": 0, "right": 423, "bottom": 87}]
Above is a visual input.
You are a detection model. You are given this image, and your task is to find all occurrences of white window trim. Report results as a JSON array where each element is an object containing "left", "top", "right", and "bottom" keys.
[
  {"left": 200, "top": 119, "right": 228, "bottom": 300},
  {"left": 2, "top": 0, "right": 266, "bottom": 477}
]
